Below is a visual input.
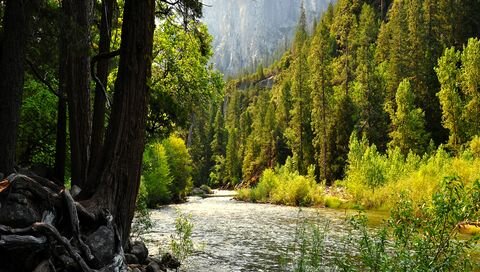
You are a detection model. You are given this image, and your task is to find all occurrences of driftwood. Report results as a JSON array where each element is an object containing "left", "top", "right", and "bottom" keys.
[{"left": 0, "top": 173, "right": 126, "bottom": 272}]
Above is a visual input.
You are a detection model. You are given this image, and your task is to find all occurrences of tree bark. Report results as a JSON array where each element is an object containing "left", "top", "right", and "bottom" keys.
[
  {"left": 87, "top": 0, "right": 115, "bottom": 196},
  {"left": 62, "top": 0, "right": 92, "bottom": 188},
  {"left": 53, "top": 18, "right": 68, "bottom": 185},
  {"left": 53, "top": 93, "right": 67, "bottom": 185},
  {"left": 0, "top": 0, "right": 33, "bottom": 175},
  {"left": 87, "top": 0, "right": 155, "bottom": 246}
]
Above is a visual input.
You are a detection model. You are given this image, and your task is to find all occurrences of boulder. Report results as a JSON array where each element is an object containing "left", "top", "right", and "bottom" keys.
[
  {"left": 86, "top": 225, "right": 115, "bottom": 265},
  {"left": 125, "top": 253, "right": 139, "bottom": 264},
  {"left": 0, "top": 196, "right": 40, "bottom": 228},
  {"left": 146, "top": 261, "right": 164, "bottom": 272},
  {"left": 130, "top": 240, "right": 149, "bottom": 264},
  {"left": 160, "top": 253, "right": 180, "bottom": 270}
]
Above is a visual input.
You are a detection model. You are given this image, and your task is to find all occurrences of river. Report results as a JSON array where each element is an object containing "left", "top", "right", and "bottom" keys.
[{"left": 142, "top": 190, "right": 389, "bottom": 271}]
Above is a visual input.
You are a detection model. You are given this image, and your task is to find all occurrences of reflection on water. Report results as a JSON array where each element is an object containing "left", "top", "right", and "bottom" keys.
[{"left": 143, "top": 191, "right": 382, "bottom": 272}]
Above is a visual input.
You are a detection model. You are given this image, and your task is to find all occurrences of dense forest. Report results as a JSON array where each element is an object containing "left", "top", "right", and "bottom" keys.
[{"left": 184, "top": 0, "right": 480, "bottom": 208}]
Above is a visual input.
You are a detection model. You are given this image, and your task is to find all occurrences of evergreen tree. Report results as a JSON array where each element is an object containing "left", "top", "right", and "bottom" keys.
[
  {"left": 225, "top": 89, "right": 242, "bottom": 185},
  {"left": 286, "top": 4, "right": 314, "bottom": 174},
  {"left": 209, "top": 104, "right": 227, "bottom": 185},
  {"left": 309, "top": 18, "right": 334, "bottom": 182},
  {"left": 242, "top": 91, "right": 275, "bottom": 182},
  {"left": 329, "top": 94, "right": 356, "bottom": 180},
  {"left": 353, "top": 3, "right": 388, "bottom": 150},
  {"left": 388, "top": 79, "right": 429, "bottom": 155}
]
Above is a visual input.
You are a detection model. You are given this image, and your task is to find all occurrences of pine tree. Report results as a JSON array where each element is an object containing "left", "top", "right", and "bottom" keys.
[
  {"left": 225, "top": 89, "right": 242, "bottom": 185},
  {"left": 353, "top": 3, "right": 388, "bottom": 150},
  {"left": 329, "top": 94, "right": 356, "bottom": 180},
  {"left": 309, "top": 18, "right": 334, "bottom": 182},
  {"left": 286, "top": 3, "right": 314, "bottom": 174},
  {"left": 242, "top": 91, "right": 275, "bottom": 182},
  {"left": 210, "top": 104, "right": 227, "bottom": 185},
  {"left": 388, "top": 79, "right": 429, "bottom": 155}
]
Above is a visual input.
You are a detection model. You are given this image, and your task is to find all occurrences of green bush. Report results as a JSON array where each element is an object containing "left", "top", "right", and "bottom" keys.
[
  {"left": 291, "top": 177, "right": 480, "bottom": 271},
  {"left": 470, "top": 135, "right": 480, "bottom": 158},
  {"left": 345, "top": 133, "right": 480, "bottom": 209},
  {"left": 237, "top": 158, "right": 325, "bottom": 206},
  {"left": 162, "top": 135, "right": 193, "bottom": 202},
  {"left": 142, "top": 135, "right": 194, "bottom": 206},
  {"left": 170, "top": 211, "right": 195, "bottom": 262},
  {"left": 143, "top": 143, "right": 173, "bottom": 207}
]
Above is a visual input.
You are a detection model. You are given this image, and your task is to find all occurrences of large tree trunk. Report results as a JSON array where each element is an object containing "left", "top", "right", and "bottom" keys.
[
  {"left": 86, "top": 0, "right": 155, "bottom": 246},
  {"left": 62, "top": 0, "right": 92, "bottom": 188},
  {"left": 53, "top": 90, "right": 67, "bottom": 185},
  {"left": 53, "top": 19, "right": 68, "bottom": 185},
  {"left": 0, "top": 0, "right": 32, "bottom": 175},
  {"left": 87, "top": 0, "right": 115, "bottom": 196}
]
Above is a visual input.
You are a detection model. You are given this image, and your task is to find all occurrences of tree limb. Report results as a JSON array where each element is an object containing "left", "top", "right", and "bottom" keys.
[
  {"left": 25, "top": 58, "right": 61, "bottom": 98},
  {"left": 90, "top": 49, "right": 120, "bottom": 109}
]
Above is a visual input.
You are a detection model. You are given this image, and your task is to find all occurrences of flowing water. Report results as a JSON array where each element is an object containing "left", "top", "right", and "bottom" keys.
[{"left": 142, "top": 191, "right": 389, "bottom": 271}]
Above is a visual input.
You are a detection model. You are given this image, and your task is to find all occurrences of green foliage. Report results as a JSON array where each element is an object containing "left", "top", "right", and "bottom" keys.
[
  {"left": 170, "top": 211, "right": 195, "bottom": 262},
  {"left": 292, "top": 221, "right": 329, "bottom": 272},
  {"left": 143, "top": 143, "right": 173, "bottom": 207},
  {"left": 237, "top": 158, "right": 324, "bottom": 206},
  {"left": 162, "top": 135, "right": 193, "bottom": 202},
  {"left": 142, "top": 135, "right": 192, "bottom": 206},
  {"left": 436, "top": 47, "right": 464, "bottom": 150},
  {"left": 461, "top": 38, "right": 480, "bottom": 137},
  {"left": 470, "top": 136, "right": 480, "bottom": 158},
  {"left": 148, "top": 16, "right": 223, "bottom": 138},
  {"left": 17, "top": 77, "right": 58, "bottom": 167},
  {"left": 286, "top": 3, "right": 314, "bottom": 175},
  {"left": 345, "top": 132, "right": 480, "bottom": 209},
  {"left": 193, "top": 0, "right": 480, "bottom": 192},
  {"left": 388, "top": 79, "right": 429, "bottom": 155},
  {"left": 291, "top": 177, "right": 480, "bottom": 271},
  {"left": 309, "top": 17, "right": 334, "bottom": 182}
]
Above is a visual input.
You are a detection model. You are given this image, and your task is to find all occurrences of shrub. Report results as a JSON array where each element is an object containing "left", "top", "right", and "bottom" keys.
[
  {"left": 162, "top": 135, "right": 193, "bottom": 202},
  {"left": 291, "top": 177, "right": 480, "bottom": 271},
  {"left": 238, "top": 158, "right": 325, "bottom": 206},
  {"left": 345, "top": 132, "right": 480, "bottom": 209},
  {"left": 143, "top": 143, "right": 173, "bottom": 207},
  {"left": 470, "top": 135, "right": 480, "bottom": 158},
  {"left": 170, "top": 211, "right": 195, "bottom": 262}
]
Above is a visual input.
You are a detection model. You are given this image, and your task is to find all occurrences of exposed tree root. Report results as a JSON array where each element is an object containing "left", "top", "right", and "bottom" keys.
[{"left": 0, "top": 173, "right": 126, "bottom": 272}]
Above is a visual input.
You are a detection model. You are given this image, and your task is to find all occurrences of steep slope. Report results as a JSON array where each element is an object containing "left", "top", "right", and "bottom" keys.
[{"left": 202, "top": 0, "right": 333, "bottom": 76}]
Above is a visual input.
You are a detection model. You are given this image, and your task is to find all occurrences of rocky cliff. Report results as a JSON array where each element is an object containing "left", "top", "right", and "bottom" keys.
[{"left": 202, "top": 0, "right": 333, "bottom": 77}]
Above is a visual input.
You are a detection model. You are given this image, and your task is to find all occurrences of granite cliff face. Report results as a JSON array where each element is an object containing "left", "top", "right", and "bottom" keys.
[{"left": 202, "top": 0, "right": 333, "bottom": 76}]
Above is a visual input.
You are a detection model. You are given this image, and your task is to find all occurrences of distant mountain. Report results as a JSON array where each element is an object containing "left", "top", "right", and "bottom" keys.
[{"left": 201, "top": 0, "right": 333, "bottom": 77}]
